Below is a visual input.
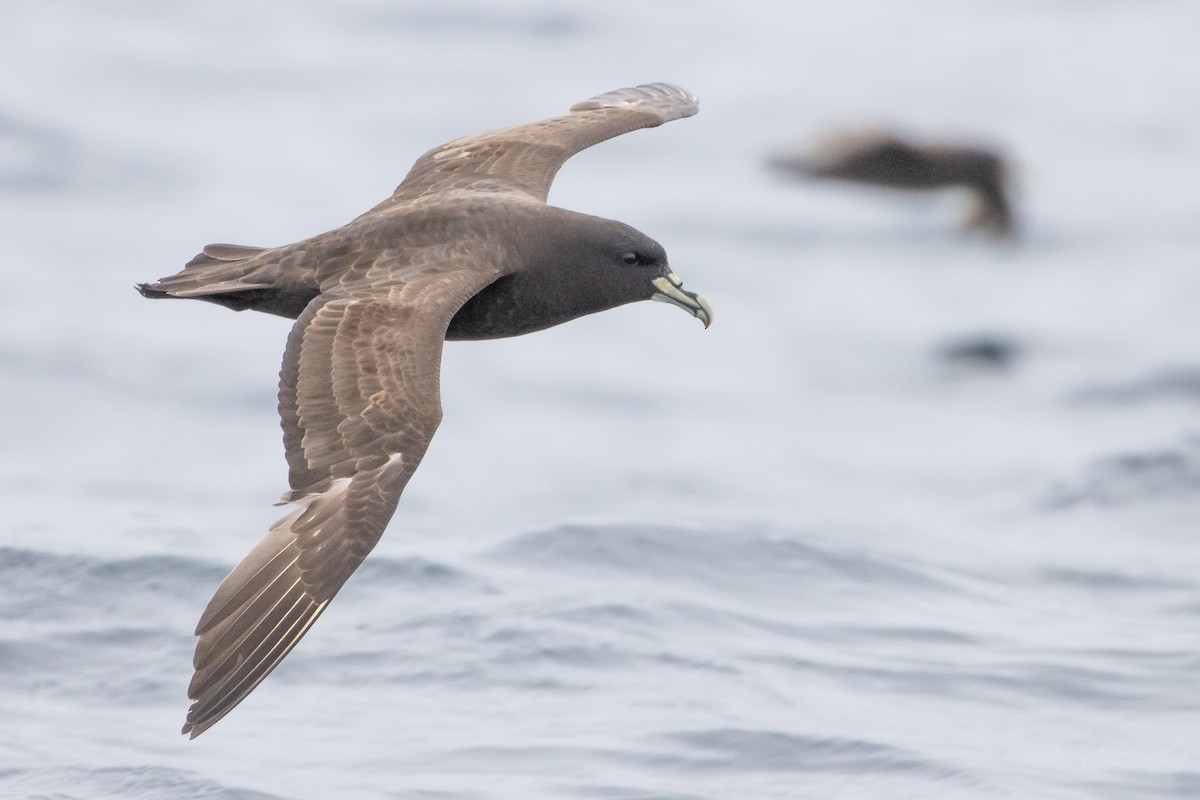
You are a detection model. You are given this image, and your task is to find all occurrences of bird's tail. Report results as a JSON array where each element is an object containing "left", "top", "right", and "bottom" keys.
[
  {"left": 137, "top": 243, "right": 315, "bottom": 317},
  {"left": 138, "top": 243, "right": 269, "bottom": 300}
]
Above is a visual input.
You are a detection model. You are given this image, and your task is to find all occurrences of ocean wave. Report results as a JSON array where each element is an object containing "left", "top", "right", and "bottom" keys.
[
  {"left": 0, "top": 626, "right": 191, "bottom": 705},
  {"left": 1038, "top": 566, "right": 1195, "bottom": 592},
  {"left": 354, "top": 554, "right": 488, "bottom": 590},
  {"left": 484, "top": 522, "right": 969, "bottom": 601},
  {"left": 432, "top": 727, "right": 968, "bottom": 784},
  {"left": 0, "top": 765, "right": 280, "bottom": 800},
  {"left": 1075, "top": 770, "right": 1200, "bottom": 800},
  {"left": 1041, "top": 440, "right": 1200, "bottom": 508},
  {"left": 659, "top": 728, "right": 963, "bottom": 778},
  {"left": 0, "top": 547, "right": 226, "bottom": 624},
  {"left": 0, "top": 547, "right": 219, "bottom": 705},
  {"left": 754, "top": 647, "right": 1194, "bottom": 712},
  {"left": 1071, "top": 365, "right": 1200, "bottom": 406}
]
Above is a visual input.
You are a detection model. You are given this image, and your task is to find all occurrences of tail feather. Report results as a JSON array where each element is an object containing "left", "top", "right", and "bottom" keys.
[
  {"left": 143, "top": 242, "right": 269, "bottom": 295},
  {"left": 136, "top": 282, "right": 169, "bottom": 299},
  {"left": 138, "top": 242, "right": 314, "bottom": 319},
  {"left": 200, "top": 243, "right": 269, "bottom": 260},
  {"left": 184, "top": 243, "right": 269, "bottom": 269},
  {"left": 143, "top": 277, "right": 268, "bottom": 299}
]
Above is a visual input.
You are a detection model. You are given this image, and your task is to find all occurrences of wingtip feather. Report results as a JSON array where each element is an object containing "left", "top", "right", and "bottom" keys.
[{"left": 570, "top": 82, "right": 698, "bottom": 119}]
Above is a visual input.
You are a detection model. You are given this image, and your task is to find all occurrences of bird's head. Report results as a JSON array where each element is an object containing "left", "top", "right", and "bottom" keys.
[{"left": 541, "top": 214, "right": 712, "bottom": 329}]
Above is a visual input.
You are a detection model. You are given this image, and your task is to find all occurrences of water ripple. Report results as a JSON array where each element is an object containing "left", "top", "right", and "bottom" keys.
[
  {"left": 487, "top": 523, "right": 969, "bottom": 601},
  {"left": 1042, "top": 440, "right": 1200, "bottom": 508},
  {"left": 0, "top": 765, "right": 280, "bottom": 800},
  {"left": 0, "top": 546, "right": 225, "bottom": 624},
  {"left": 660, "top": 728, "right": 963, "bottom": 778}
]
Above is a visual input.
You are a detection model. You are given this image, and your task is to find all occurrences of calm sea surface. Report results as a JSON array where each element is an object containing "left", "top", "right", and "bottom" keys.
[{"left": 2, "top": 2, "right": 1199, "bottom": 798}]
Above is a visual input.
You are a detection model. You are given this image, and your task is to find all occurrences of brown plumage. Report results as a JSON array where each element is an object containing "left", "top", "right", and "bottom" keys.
[
  {"left": 768, "top": 130, "right": 1016, "bottom": 238},
  {"left": 138, "top": 83, "right": 711, "bottom": 738}
]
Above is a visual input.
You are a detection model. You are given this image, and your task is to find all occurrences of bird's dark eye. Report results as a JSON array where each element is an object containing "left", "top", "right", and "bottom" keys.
[{"left": 622, "top": 252, "right": 639, "bottom": 265}]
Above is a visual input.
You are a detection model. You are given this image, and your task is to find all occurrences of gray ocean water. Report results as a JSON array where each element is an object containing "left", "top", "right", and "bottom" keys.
[{"left": 3, "top": 2, "right": 1199, "bottom": 798}]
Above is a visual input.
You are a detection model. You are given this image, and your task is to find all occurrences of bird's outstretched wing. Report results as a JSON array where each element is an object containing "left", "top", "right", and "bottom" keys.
[
  {"left": 370, "top": 82, "right": 698, "bottom": 209},
  {"left": 182, "top": 257, "right": 501, "bottom": 738}
]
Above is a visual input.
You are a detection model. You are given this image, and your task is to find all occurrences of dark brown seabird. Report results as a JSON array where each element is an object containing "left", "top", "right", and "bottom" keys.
[
  {"left": 768, "top": 130, "right": 1016, "bottom": 238},
  {"left": 137, "top": 83, "right": 711, "bottom": 738}
]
